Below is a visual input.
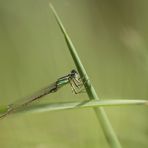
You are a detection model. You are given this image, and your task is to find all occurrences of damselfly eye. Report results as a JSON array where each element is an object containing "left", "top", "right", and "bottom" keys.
[
  {"left": 71, "top": 69, "right": 78, "bottom": 75},
  {"left": 70, "top": 69, "right": 79, "bottom": 78}
]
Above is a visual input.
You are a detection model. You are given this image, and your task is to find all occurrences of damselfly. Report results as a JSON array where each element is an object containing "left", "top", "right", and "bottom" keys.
[{"left": 0, "top": 69, "right": 84, "bottom": 119}]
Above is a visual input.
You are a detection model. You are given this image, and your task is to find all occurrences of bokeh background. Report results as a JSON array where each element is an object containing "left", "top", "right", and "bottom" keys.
[{"left": 0, "top": 0, "right": 148, "bottom": 148}]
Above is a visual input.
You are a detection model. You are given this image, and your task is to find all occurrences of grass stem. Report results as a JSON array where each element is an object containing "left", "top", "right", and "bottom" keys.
[{"left": 49, "top": 3, "right": 122, "bottom": 148}]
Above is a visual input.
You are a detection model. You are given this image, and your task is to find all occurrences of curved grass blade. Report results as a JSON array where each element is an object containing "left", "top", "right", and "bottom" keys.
[
  {"left": 0, "top": 99, "right": 147, "bottom": 115},
  {"left": 49, "top": 3, "right": 122, "bottom": 148}
]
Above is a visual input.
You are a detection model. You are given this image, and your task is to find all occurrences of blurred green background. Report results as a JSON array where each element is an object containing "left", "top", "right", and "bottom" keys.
[{"left": 0, "top": 0, "right": 148, "bottom": 148}]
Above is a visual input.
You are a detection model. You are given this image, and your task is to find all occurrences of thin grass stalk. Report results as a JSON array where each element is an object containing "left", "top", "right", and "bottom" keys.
[
  {"left": 0, "top": 99, "right": 147, "bottom": 115},
  {"left": 49, "top": 3, "right": 122, "bottom": 148}
]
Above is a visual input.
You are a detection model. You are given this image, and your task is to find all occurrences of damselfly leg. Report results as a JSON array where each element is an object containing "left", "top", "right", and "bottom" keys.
[{"left": 68, "top": 70, "right": 86, "bottom": 94}]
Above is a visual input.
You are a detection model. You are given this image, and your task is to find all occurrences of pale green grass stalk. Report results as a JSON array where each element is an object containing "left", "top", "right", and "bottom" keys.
[
  {"left": 0, "top": 99, "right": 147, "bottom": 115},
  {"left": 49, "top": 3, "right": 122, "bottom": 148}
]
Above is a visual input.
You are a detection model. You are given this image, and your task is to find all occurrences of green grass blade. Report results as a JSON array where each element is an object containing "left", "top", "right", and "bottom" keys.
[
  {"left": 49, "top": 3, "right": 122, "bottom": 148},
  {"left": 0, "top": 99, "right": 147, "bottom": 115}
]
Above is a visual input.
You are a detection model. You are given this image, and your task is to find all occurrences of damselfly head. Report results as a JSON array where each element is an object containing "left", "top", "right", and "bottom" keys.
[{"left": 71, "top": 69, "right": 78, "bottom": 78}]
